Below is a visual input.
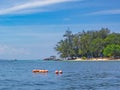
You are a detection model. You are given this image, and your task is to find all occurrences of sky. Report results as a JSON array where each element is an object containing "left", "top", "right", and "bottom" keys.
[{"left": 0, "top": 0, "right": 120, "bottom": 60}]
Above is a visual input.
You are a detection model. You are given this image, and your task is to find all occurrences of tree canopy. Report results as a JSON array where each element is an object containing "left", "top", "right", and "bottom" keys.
[{"left": 55, "top": 28, "right": 120, "bottom": 59}]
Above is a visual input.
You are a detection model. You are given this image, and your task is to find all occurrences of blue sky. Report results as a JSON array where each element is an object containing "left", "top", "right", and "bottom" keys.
[{"left": 0, "top": 0, "right": 120, "bottom": 60}]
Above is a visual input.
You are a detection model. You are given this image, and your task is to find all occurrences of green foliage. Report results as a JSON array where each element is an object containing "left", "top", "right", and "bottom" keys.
[
  {"left": 104, "top": 33, "right": 120, "bottom": 45},
  {"left": 82, "top": 56, "right": 87, "bottom": 60},
  {"left": 55, "top": 28, "right": 120, "bottom": 59},
  {"left": 103, "top": 44, "right": 120, "bottom": 57}
]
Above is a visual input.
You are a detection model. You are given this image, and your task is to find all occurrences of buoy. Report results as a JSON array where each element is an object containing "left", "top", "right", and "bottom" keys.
[
  {"left": 55, "top": 70, "right": 59, "bottom": 74},
  {"left": 32, "top": 69, "right": 39, "bottom": 73},
  {"left": 41, "top": 70, "right": 44, "bottom": 73},
  {"left": 32, "top": 69, "right": 48, "bottom": 73},
  {"left": 38, "top": 70, "right": 42, "bottom": 72},
  {"left": 59, "top": 70, "right": 63, "bottom": 74},
  {"left": 44, "top": 70, "right": 48, "bottom": 73}
]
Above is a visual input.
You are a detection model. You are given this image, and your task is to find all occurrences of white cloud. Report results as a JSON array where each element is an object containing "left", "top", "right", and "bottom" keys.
[
  {"left": 0, "top": 44, "right": 29, "bottom": 55},
  {"left": 88, "top": 9, "right": 120, "bottom": 15},
  {"left": 0, "top": 0, "right": 78, "bottom": 15}
]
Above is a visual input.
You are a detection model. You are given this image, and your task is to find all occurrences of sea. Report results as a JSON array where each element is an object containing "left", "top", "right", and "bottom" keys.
[{"left": 0, "top": 60, "right": 120, "bottom": 90}]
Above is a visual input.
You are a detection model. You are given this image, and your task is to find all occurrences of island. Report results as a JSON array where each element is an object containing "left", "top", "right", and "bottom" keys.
[{"left": 54, "top": 28, "right": 120, "bottom": 61}]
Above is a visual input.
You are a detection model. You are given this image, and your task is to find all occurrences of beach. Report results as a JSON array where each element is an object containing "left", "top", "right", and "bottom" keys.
[{"left": 72, "top": 58, "right": 120, "bottom": 61}]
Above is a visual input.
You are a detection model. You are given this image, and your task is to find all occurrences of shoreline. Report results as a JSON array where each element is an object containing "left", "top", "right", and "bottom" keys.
[{"left": 68, "top": 58, "right": 120, "bottom": 61}]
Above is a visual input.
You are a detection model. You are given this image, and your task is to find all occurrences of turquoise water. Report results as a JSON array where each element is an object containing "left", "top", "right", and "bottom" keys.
[{"left": 0, "top": 60, "right": 120, "bottom": 90}]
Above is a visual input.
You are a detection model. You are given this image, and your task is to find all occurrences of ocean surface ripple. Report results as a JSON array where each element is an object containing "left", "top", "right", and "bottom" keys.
[{"left": 0, "top": 60, "right": 120, "bottom": 90}]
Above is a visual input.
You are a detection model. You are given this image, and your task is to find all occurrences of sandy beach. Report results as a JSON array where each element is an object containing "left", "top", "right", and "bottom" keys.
[{"left": 72, "top": 58, "right": 120, "bottom": 61}]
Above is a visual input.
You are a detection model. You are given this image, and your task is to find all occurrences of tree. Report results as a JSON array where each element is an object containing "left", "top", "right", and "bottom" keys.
[
  {"left": 97, "top": 28, "right": 110, "bottom": 39},
  {"left": 104, "top": 33, "right": 120, "bottom": 45},
  {"left": 55, "top": 40, "right": 69, "bottom": 59},
  {"left": 63, "top": 30, "right": 74, "bottom": 58},
  {"left": 103, "top": 44, "right": 120, "bottom": 58},
  {"left": 72, "top": 33, "right": 81, "bottom": 57},
  {"left": 55, "top": 30, "right": 74, "bottom": 59},
  {"left": 90, "top": 38, "right": 104, "bottom": 57},
  {"left": 79, "top": 32, "right": 92, "bottom": 57},
  {"left": 55, "top": 28, "right": 120, "bottom": 59}
]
